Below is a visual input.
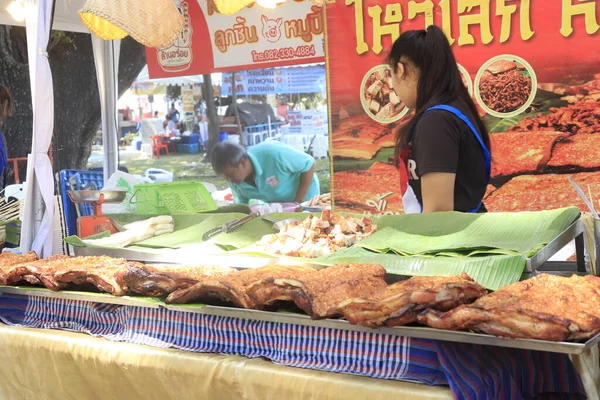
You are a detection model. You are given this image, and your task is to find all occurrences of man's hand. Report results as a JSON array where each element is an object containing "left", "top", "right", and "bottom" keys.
[{"left": 294, "top": 162, "right": 316, "bottom": 203}]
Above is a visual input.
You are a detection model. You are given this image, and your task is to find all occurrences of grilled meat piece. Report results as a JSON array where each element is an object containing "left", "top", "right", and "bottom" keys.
[
  {"left": 340, "top": 273, "right": 487, "bottom": 328},
  {"left": 38, "top": 256, "right": 144, "bottom": 296},
  {"left": 418, "top": 274, "right": 600, "bottom": 341},
  {"left": 2, "top": 255, "right": 70, "bottom": 286},
  {"left": 166, "top": 266, "right": 314, "bottom": 309},
  {"left": 0, "top": 251, "right": 39, "bottom": 284},
  {"left": 244, "top": 266, "right": 317, "bottom": 308},
  {"left": 265, "top": 263, "right": 387, "bottom": 319},
  {"left": 117, "top": 264, "right": 237, "bottom": 297}
]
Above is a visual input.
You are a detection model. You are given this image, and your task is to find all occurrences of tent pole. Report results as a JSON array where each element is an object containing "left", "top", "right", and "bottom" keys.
[{"left": 92, "top": 37, "right": 121, "bottom": 183}]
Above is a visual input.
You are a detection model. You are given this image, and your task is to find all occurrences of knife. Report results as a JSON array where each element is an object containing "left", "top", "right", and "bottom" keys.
[{"left": 202, "top": 212, "right": 259, "bottom": 241}]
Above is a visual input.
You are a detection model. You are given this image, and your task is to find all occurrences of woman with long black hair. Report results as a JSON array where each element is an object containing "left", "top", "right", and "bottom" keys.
[{"left": 389, "top": 25, "right": 491, "bottom": 214}]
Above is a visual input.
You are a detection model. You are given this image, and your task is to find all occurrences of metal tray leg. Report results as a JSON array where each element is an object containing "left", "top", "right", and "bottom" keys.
[{"left": 575, "top": 233, "right": 587, "bottom": 274}]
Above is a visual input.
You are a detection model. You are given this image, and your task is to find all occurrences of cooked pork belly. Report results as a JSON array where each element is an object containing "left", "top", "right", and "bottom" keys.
[
  {"left": 340, "top": 273, "right": 487, "bottom": 328},
  {"left": 418, "top": 274, "right": 600, "bottom": 341},
  {"left": 165, "top": 265, "right": 315, "bottom": 309},
  {"left": 117, "top": 264, "right": 237, "bottom": 297}
]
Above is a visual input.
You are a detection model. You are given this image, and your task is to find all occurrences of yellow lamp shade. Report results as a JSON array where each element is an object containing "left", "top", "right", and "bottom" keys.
[
  {"left": 79, "top": 0, "right": 184, "bottom": 48},
  {"left": 213, "top": 0, "right": 255, "bottom": 16}
]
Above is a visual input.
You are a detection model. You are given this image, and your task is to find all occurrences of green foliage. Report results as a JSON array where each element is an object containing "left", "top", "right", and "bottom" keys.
[
  {"left": 166, "top": 86, "right": 182, "bottom": 101},
  {"left": 484, "top": 89, "right": 568, "bottom": 133},
  {"left": 50, "top": 31, "right": 76, "bottom": 50}
]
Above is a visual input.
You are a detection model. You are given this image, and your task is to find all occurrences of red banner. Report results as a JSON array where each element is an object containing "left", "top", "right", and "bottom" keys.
[
  {"left": 327, "top": 0, "right": 600, "bottom": 214},
  {"left": 146, "top": 0, "right": 325, "bottom": 78}
]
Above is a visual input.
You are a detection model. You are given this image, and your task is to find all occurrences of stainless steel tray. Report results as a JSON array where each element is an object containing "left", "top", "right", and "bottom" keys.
[
  {"left": 72, "top": 247, "right": 325, "bottom": 269},
  {"left": 75, "top": 219, "right": 587, "bottom": 275},
  {"left": 0, "top": 285, "right": 597, "bottom": 355},
  {"left": 68, "top": 190, "right": 126, "bottom": 204},
  {"left": 526, "top": 219, "right": 585, "bottom": 273}
]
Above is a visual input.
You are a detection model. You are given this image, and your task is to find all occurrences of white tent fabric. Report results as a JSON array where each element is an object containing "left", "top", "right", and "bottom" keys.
[
  {"left": 134, "top": 65, "right": 204, "bottom": 86},
  {"left": 0, "top": 0, "right": 88, "bottom": 32},
  {"left": 92, "top": 37, "right": 121, "bottom": 182},
  {"left": 20, "top": 0, "right": 55, "bottom": 257}
]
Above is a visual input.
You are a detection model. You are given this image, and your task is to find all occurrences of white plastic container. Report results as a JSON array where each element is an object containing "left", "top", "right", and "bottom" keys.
[
  {"left": 227, "top": 134, "right": 241, "bottom": 145},
  {"left": 144, "top": 168, "right": 174, "bottom": 183}
]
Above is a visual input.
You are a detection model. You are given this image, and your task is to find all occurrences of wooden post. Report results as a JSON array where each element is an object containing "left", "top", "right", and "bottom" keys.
[{"left": 231, "top": 72, "right": 245, "bottom": 146}]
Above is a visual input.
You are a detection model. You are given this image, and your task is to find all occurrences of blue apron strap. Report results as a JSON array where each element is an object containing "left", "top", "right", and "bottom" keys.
[{"left": 423, "top": 105, "right": 491, "bottom": 213}]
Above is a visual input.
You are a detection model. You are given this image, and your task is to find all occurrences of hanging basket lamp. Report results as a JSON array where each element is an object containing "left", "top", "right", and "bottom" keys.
[
  {"left": 212, "top": 0, "right": 255, "bottom": 16},
  {"left": 256, "top": 0, "right": 286, "bottom": 9},
  {"left": 79, "top": 0, "right": 184, "bottom": 48}
]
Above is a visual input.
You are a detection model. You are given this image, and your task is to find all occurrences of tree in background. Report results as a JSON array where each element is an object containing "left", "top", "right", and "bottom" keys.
[
  {"left": 0, "top": 26, "right": 146, "bottom": 179},
  {"left": 202, "top": 73, "right": 219, "bottom": 162}
]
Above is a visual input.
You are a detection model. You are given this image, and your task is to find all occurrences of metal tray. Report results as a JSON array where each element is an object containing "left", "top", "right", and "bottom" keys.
[
  {"left": 0, "top": 285, "right": 597, "bottom": 355},
  {"left": 72, "top": 247, "right": 325, "bottom": 269},
  {"left": 74, "top": 219, "right": 585, "bottom": 268},
  {"left": 525, "top": 219, "right": 585, "bottom": 273},
  {"left": 68, "top": 190, "right": 126, "bottom": 204}
]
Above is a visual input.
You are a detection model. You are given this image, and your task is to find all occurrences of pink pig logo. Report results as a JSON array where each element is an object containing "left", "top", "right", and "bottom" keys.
[{"left": 261, "top": 15, "right": 283, "bottom": 43}]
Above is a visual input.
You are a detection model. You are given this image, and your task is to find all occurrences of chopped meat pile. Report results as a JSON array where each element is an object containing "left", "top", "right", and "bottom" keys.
[
  {"left": 419, "top": 274, "right": 600, "bottom": 341},
  {"left": 479, "top": 66, "right": 532, "bottom": 113},
  {"left": 363, "top": 67, "right": 405, "bottom": 120},
  {"left": 508, "top": 102, "right": 600, "bottom": 135},
  {"left": 560, "top": 74, "right": 600, "bottom": 104},
  {"left": 257, "top": 211, "right": 377, "bottom": 257}
]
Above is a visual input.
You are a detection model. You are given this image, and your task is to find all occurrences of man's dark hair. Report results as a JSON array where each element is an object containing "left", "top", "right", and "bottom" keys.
[{"left": 211, "top": 142, "right": 248, "bottom": 174}]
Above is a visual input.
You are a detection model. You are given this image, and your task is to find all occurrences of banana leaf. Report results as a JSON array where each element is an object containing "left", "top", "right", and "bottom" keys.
[
  {"left": 356, "top": 207, "right": 579, "bottom": 257},
  {"left": 1, "top": 286, "right": 166, "bottom": 306},
  {"left": 317, "top": 246, "right": 526, "bottom": 290},
  {"left": 483, "top": 89, "right": 567, "bottom": 133}
]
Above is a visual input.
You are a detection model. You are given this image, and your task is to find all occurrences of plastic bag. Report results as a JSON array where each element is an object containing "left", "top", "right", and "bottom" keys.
[{"left": 101, "top": 171, "right": 146, "bottom": 214}]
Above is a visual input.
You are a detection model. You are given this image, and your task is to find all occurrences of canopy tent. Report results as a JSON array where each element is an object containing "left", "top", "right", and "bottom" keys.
[
  {"left": 134, "top": 65, "right": 203, "bottom": 86},
  {"left": 0, "top": 0, "right": 120, "bottom": 257},
  {"left": 0, "top": 0, "right": 89, "bottom": 33}
]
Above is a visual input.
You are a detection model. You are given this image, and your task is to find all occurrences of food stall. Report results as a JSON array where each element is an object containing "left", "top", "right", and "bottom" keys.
[{"left": 0, "top": 0, "right": 600, "bottom": 399}]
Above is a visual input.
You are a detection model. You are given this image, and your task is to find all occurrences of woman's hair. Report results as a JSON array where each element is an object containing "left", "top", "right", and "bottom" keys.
[
  {"left": 211, "top": 142, "right": 248, "bottom": 174},
  {"left": 0, "top": 84, "right": 14, "bottom": 123},
  {"left": 388, "top": 25, "right": 490, "bottom": 162}
]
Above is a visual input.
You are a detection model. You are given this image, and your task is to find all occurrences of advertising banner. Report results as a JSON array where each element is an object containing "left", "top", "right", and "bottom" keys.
[
  {"left": 182, "top": 87, "right": 196, "bottom": 118},
  {"left": 146, "top": 0, "right": 325, "bottom": 78},
  {"left": 327, "top": 0, "right": 600, "bottom": 214},
  {"left": 221, "top": 65, "right": 326, "bottom": 96}
]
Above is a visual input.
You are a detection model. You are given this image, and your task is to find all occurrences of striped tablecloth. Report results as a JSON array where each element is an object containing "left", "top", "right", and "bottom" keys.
[{"left": 0, "top": 293, "right": 586, "bottom": 400}]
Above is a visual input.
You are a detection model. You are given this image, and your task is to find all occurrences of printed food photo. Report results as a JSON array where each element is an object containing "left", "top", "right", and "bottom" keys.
[
  {"left": 360, "top": 65, "right": 408, "bottom": 123},
  {"left": 475, "top": 56, "right": 537, "bottom": 117}
]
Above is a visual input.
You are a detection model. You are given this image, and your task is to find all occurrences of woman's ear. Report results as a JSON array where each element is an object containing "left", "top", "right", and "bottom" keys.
[{"left": 396, "top": 62, "right": 406, "bottom": 79}]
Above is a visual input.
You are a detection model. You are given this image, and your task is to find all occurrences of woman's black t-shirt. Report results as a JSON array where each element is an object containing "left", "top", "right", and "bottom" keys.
[{"left": 407, "top": 100, "right": 488, "bottom": 212}]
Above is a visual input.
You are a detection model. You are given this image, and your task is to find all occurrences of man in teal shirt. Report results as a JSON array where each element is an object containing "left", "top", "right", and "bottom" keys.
[{"left": 211, "top": 141, "right": 320, "bottom": 204}]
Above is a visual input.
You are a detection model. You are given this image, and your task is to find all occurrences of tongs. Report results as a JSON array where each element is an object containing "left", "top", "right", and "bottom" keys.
[
  {"left": 568, "top": 176, "right": 599, "bottom": 219},
  {"left": 261, "top": 215, "right": 301, "bottom": 232},
  {"left": 202, "top": 212, "right": 259, "bottom": 241}
]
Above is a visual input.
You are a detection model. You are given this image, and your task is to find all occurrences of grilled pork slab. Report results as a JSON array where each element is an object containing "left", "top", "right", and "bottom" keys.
[
  {"left": 418, "top": 274, "right": 600, "bottom": 341},
  {"left": 117, "top": 264, "right": 237, "bottom": 297},
  {"left": 37, "top": 256, "right": 144, "bottom": 296},
  {"left": 340, "top": 273, "right": 487, "bottom": 328},
  {"left": 2, "top": 255, "right": 70, "bottom": 286},
  {"left": 165, "top": 265, "right": 315, "bottom": 309},
  {"left": 272, "top": 263, "right": 387, "bottom": 319},
  {"left": 0, "top": 251, "right": 40, "bottom": 284}
]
